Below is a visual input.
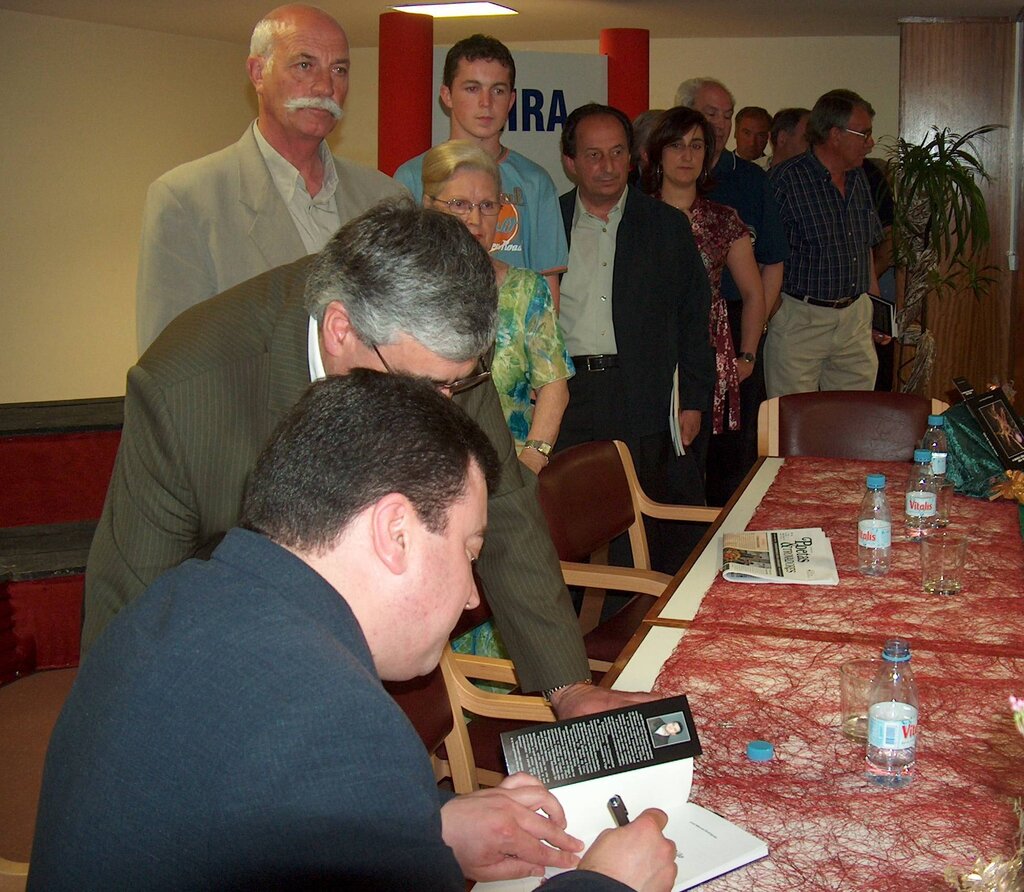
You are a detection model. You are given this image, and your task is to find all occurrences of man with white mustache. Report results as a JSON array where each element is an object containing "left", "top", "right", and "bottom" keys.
[{"left": 135, "top": 4, "right": 404, "bottom": 352}]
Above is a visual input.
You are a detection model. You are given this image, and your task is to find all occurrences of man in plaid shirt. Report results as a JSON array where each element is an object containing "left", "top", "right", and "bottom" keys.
[{"left": 765, "top": 90, "right": 883, "bottom": 398}]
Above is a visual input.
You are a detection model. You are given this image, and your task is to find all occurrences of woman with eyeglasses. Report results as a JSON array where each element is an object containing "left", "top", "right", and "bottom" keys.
[
  {"left": 422, "top": 140, "right": 573, "bottom": 476},
  {"left": 642, "top": 107, "right": 765, "bottom": 487}
]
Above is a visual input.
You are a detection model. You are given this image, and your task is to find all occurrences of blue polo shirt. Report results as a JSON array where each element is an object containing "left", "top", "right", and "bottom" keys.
[{"left": 708, "top": 150, "right": 789, "bottom": 303}]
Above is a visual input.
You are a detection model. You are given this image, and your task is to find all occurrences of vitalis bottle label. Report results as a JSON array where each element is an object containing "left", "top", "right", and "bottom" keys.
[
  {"left": 905, "top": 491, "right": 936, "bottom": 517},
  {"left": 858, "top": 520, "right": 891, "bottom": 548}
]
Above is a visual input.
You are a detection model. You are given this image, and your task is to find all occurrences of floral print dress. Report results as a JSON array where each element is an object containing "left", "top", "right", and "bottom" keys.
[
  {"left": 687, "top": 197, "right": 752, "bottom": 435},
  {"left": 492, "top": 267, "right": 574, "bottom": 448}
]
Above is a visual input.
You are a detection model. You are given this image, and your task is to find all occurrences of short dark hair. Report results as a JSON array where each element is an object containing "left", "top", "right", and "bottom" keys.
[
  {"left": 241, "top": 371, "right": 501, "bottom": 552},
  {"left": 641, "top": 106, "right": 717, "bottom": 196},
  {"left": 303, "top": 199, "right": 498, "bottom": 363},
  {"left": 561, "top": 103, "right": 633, "bottom": 159},
  {"left": 770, "top": 107, "right": 810, "bottom": 147},
  {"left": 735, "top": 106, "right": 771, "bottom": 127},
  {"left": 807, "top": 90, "right": 874, "bottom": 146},
  {"left": 443, "top": 34, "right": 516, "bottom": 89}
]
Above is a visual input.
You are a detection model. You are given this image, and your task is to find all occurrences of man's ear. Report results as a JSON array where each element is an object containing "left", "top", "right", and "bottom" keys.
[
  {"left": 247, "top": 55, "right": 266, "bottom": 94},
  {"left": 369, "top": 493, "right": 415, "bottom": 576},
  {"left": 320, "top": 301, "right": 356, "bottom": 363},
  {"left": 439, "top": 85, "right": 453, "bottom": 112}
]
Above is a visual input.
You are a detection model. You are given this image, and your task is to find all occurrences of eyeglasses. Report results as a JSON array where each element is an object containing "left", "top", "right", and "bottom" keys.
[
  {"left": 844, "top": 127, "right": 873, "bottom": 141},
  {"left": 429, "top": 196, "right": 504, "bottom": 217},
  {"left": 372, "top": 344, "right": 492, "bottom": 396}
]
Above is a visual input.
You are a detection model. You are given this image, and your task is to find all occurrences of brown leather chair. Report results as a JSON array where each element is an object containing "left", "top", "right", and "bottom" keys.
[
  {"left": 757, "top": 392, "right": 950, "bottom": 461},
  {"left": 537, "top": 440, "right": 719, "bottom": 671},
  {"left": 0, "top": 668, "right": 78, "bottom": 891}
]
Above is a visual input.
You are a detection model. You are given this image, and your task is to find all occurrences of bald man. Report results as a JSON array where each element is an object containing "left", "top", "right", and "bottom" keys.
[{"left": 136, "top": 4, "right": 404, "bottom": 351}]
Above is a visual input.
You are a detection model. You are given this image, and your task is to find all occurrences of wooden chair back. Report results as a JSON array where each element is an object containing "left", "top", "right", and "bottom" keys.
[{"left": 758, "top": 392, "right": 951, "bottom": 460}]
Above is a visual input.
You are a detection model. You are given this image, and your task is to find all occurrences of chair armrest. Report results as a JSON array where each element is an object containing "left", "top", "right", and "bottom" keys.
[
  {"left": 0, "top": 857, "right": 29, "bottom": 877},
  {"left": 560, "top": 561, "right": 671, "bottom": 597},
  {"left": 442, "top": 649, "right": 554, "bottom": 723},
  {"left": 636, "top": 498, "right": 721, "bottom": 523},
  {"left": 449, "top": 653, "right": 521, "bottom": 685}
]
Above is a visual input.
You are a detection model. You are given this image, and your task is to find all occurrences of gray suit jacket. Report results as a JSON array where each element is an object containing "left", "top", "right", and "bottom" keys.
[
  {"left": 86, "top": 258, "right": 588, "bottom": 692},
  {"left": 135, "top": 125, "right": 406, "bottom": 352}
]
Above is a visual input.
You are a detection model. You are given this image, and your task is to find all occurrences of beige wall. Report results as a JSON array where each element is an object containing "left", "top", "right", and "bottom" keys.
[
  {"left": 507, "top": 36, "right": 900, "bottom": 152},
  {"left": 0, "top": 11, "right": 899, "bottom": 403}
]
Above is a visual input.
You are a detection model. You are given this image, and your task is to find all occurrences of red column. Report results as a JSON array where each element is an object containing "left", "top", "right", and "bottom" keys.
[
  {"left": 378, "top": 11, "right": 434, "bottom": 175},
  {"left": 599, "top": 29, "right": 650, "bottom": 121}
]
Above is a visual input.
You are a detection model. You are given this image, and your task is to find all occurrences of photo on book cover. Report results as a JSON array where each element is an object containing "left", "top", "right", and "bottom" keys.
[
  {"left": 975, "top": 388, "right": 1024, "bottom": 467},
  {"left": 501, "top": 695, "right": 701, "bottom": 789}
]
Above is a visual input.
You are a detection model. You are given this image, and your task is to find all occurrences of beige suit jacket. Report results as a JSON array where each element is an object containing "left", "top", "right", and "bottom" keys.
[
  {"left": 87, "top": 257, "right": 588, "bottom": 692},
  {"left": 135, "top": 126, "right": 406, "bottom": 352}
]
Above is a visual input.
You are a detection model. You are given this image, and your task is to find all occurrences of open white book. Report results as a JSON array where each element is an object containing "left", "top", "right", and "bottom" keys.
[
  {"left": 476, "top": 696, "right": 767, "bottom": 892},
  {"left": 721, "top": 527, "right": 839, "bottom": 585}
]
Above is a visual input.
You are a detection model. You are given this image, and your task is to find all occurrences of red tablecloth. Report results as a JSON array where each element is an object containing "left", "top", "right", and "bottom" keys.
[
  {"left": 652, "top": 457, "right": 1024, "bottom": 890},
  {"left": 653, "top": 628, "right": 1024, "bottom": 891},
  {"left": 692, "top": 457, "right": 1024, "bottom": 656}
]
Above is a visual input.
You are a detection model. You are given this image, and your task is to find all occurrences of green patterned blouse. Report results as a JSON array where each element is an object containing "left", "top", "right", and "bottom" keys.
[{"left": 493, "top": 266, "right": 574, "bottom": 447}]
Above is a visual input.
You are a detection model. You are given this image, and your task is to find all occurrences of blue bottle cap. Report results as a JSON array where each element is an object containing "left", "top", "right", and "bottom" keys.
[
  {"left": 746, "top": 740, "right": 774, "bottom": 762},
  {"left": 882, "top": 638, "right": 911, "bottom": 662},
  {"left": 913, "top": 448, "right": 932, "bottom": 463},
  {"left": 866, "top": 473, "right": 886, "bottom": 489},
  {"left": 927, "top": 414, "right": 945, "bottom": 426}
]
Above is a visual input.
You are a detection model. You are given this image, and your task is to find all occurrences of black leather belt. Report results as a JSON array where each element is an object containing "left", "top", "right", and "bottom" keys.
[
  {"left": 789, "top": 293, "right": 860, "bottom": 309},
  {"left": 572, "top": 354, "right": 619, "bottom": 372}
]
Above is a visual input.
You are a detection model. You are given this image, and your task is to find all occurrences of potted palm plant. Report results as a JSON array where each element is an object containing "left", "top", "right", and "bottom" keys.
[{"left": 883, "top": 125, "right": 999, "bottom": 394}]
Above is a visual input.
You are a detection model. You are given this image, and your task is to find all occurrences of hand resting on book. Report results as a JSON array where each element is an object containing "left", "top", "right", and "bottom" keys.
[{"left": 439, "top": 772, "right": 583, "bottom": 881}]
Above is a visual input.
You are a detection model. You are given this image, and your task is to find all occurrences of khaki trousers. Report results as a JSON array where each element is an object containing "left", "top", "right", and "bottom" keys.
[{"left": 764, "top": 292, "right": 878, "bottom": 398}]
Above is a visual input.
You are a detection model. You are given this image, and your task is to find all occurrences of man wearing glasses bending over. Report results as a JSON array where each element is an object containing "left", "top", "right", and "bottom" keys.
[{"left": 84, "top": 199, "right": 652, "bottom": 720}]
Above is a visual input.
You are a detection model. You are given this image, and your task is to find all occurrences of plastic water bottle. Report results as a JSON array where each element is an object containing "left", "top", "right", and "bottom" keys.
[
  {"left": 857, "top": 473, "right": 891, "bottom": 576},
  {"left": 865, "top": 638, "right": 919, "bottom": 787},
  {"left": 921, "top": 415, "right": 949, "bottom": 527},
  {"left": 904, "top": 449, "right": 937, "bottom": 538}
]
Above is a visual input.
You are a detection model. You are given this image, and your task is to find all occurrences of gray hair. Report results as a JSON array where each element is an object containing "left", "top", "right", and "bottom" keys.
[
  {"left": 630, "top": 109, "right": 665, "bottom": 168},
  {"left": 250, "top": 17, "right": 282, "bottom": 59},
  {"left": 304, "top": 199, "right": 498, "bottom": 362},
  {"left": 674, "top": 77, "right": 734, "bottom": 110},
  {"left": 250, "top": 5, "right": 335, "bottom": 71},
  {"left": 421, "top": 140, "right": 500, "bottom": 199},
  {"left": 807, "top": 89, "right": 874, "bottom": 146}
]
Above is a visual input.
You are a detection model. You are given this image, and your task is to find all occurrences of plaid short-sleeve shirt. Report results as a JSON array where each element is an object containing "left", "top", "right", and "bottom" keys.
[{"left": 769, "top": 150, "right": 883, "bottom": 302}]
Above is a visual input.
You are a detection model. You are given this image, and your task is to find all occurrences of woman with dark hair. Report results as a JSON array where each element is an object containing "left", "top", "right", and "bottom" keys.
[{"left": 642, "top": 107, "right": 765, "bottom": 469}]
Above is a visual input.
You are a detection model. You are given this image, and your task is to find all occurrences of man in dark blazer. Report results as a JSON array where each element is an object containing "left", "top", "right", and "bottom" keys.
[
  {"left": 86, "top": 201, "right": 651, "bottom": 719},
  {"left": 33, "top": 373, "right": 675, "bottom": 889},
  {"left": 558, "top": 104, "right": 715, "bottom": 574}
]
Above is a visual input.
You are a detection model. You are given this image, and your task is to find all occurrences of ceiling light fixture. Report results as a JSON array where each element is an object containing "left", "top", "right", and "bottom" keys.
[{"left": 390, "top": 2, "right": 517, "bottom": 18}]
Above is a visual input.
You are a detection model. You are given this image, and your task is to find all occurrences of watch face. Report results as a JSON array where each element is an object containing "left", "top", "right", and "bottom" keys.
[{"left": 740, "top": 352, "right": 756, "bottom": 362}]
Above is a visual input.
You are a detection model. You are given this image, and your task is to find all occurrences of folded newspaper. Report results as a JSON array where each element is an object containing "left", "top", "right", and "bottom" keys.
[{"left": 721, "top": 528, "right": 839, "bottom": 585}]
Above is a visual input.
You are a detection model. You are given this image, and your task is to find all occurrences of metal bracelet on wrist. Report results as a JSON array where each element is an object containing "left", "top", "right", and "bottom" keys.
[{"left": 543, "top": 678, "right": 592, "bottom": 701}]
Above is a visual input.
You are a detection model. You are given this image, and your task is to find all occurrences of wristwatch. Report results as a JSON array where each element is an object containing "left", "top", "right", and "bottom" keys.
[
  {"left": 524, "top": 439, "right": 553, "bottom": 457},
  {"left": 738, "top": 352, "right": 756, "bottom": 363}
]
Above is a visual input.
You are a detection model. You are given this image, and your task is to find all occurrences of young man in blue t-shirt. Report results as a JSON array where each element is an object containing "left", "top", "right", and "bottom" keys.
[{"left": 395, "top": 35, "right": 568, "bottom": 309}]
